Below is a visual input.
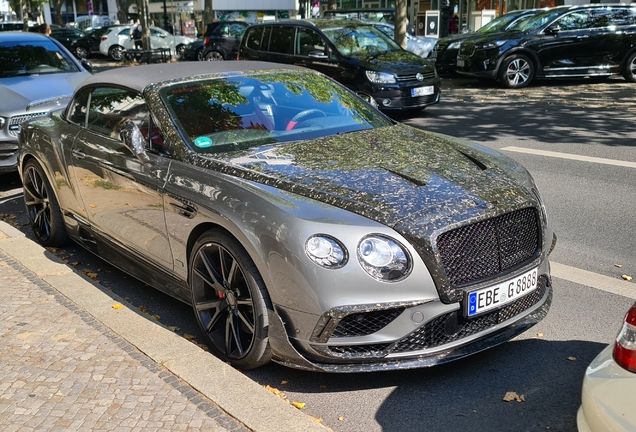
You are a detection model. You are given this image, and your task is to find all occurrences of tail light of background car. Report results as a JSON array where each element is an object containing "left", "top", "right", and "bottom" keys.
[
  {"left": 612, "top": 303, "right": 636, "bottom": 373},
  {"left": 204, "top": 37, "right": 210, "bottom": 45},
  {"left": 101, "top": 36, "right": 108, "bottom": 41}
]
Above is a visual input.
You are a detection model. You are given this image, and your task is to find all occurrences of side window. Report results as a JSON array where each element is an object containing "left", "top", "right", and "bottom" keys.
[
  {"left": 268, "top": 26, "right": 294, "bottom": 54},
  {"left": 604, "top": 7, "right": 636, "bottom": 27},
  {"left": 295, "top": 28, "right": 327, "bottom": 56},
  {"left": 246, "top": 27, "right": 264, "bottom": 50},
  {"left": 67, "top": 89, "right": 90, "bottom": 126},
  {"left": 86, "top": 87, "right": 148, "bottom": 141},
  {"left": 557, "top": 11, "right": 591, "bottom": 31}
]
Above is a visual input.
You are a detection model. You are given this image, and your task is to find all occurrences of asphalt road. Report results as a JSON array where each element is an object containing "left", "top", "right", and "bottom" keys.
[{"left": 2, "top": 71, "right": 635, "bottom": 431}]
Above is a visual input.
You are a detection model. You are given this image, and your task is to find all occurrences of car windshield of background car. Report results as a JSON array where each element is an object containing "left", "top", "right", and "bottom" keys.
[
  {"left": 476, "top": 13, "right": 524, "bottom": 33},
  {"left": 322, "top": 25, "right": 402, "bottom": 57},
  {"left": 160, "top": 73, "right": 391, "bottom": 154},
  {"left": 507, "top": 9, "right": 565, "bottom": 32},
  {"left": 0, "top": 40, "right": 78, "bottom": 78}
]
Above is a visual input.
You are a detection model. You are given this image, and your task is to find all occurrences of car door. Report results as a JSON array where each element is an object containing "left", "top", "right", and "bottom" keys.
[
  {"left": 70, "top": 86, "right": 174, "bottom": 271},
  {"left": 293, "top": 27, "right": 342, "bottom": 79},
  {"left": 265, "top": 25, "right": 296, "bottom": 65},
  {"left": 586, "top": 7, "right": 634, "bottom": 74},
  {"left": 150, "top": 27, "right": 171, "bottom": 50},
  {"left": 240, "top": 26, "right": 269, "bottom": 61}
]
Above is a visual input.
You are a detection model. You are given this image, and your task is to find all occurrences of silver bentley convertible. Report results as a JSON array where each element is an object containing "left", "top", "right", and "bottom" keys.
[{"left": 18, "top": 62, "right": 556, "bottom": 372}]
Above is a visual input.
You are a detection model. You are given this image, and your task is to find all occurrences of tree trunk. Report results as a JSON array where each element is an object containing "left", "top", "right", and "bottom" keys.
[
  {"left": 203, "top": 0, "right": 214, "bottom": 25},
  {"left": 394, "top": 0, "right": 407, "bottom": 49}
]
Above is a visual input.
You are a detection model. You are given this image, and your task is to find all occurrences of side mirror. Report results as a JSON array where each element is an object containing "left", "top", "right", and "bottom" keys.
[
  {"left": 81, "top": 58, "right": 93, "bottom": 73},
  {"left": 308, "top": 50, "right": 328, "bottom": 59},
  {"left": 119, "top": 119, "right": 150, "bottom": 163},
  {"left": 357, "top": 92, "right": 379, "bottom": 109},
  {"left": 545, "top": 24, "right": 560, "bottom": 35}
]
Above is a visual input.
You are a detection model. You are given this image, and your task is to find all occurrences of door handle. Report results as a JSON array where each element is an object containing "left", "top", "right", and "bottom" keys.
[
  {"left": 72, "top": 148, "right": 86, "bottom": 159},
  {"left": 576, "top": 35, "right": 589, "bottom": 39}
]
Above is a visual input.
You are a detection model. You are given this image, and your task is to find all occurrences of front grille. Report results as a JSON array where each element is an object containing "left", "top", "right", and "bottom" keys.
[
  {"left": 402, "top": 94, "right": 438, "bottom": 107},
  {"left": 392, "top": 277, "right": 547, "bottom": 353},
  {"left": 332, "top": 308, "right": 405, "bottom": 338},
  {"left": 9, "top": 112, "right": 48, "bottom": 137},
  {"left": 396, "top": 71, "right": 436, "bottom": 82},
  {"left": 459, "top": 44, "right": 475, "bottom": 57},
  {"left": 437, "top": 207, "right": 540, "bottom": 287},
  {"left": 328, "top": 344, "right": 392, "bottom": 356}
]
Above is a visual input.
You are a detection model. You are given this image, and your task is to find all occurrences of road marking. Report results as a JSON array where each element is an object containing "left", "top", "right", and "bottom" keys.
[
  {"left": 551, "top": 262, "right": 636, "bottom": 299},
  {"left": 501, "top": 146, "right": 636, "bottom": 169}
]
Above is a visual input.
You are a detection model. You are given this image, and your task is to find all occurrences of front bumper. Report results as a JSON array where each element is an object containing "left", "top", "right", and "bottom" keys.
[
  {"left": 0, "top": 140, "right": 19, "bottom": 173},
  {"left": 370, "top": 81, "right": 442, "bottom": 110},
  {"left": 456, "top": 50, "right": 500, "bottom": 80},
  {"left": 577, "top": 344, "right": 636, "bottom": 432}
]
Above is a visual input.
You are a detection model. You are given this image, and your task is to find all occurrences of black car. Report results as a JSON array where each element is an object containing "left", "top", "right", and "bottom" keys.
[
  {"left": 201, "top": 21, "right": 249, "bottom": 61},
  {"left": 456, "top": 5, "right": 636, "bottom": 88},
  {"left": 180, "top": 37, "right": 204, "bottom": 61},
  {"left": 70, "top": 26, "right": 111, "bottom": 59},
  {"left": 49, "top": 27, "right": 86, "bottom": 51},
  {"left": 432, "top": 9, "right": 542, "bottom": 74},
  {"left": 0, "top": 22, "right": 24, "bottom": 32},
  {"left": 238, "top": 20, "right": 440, "bottom": 111}
]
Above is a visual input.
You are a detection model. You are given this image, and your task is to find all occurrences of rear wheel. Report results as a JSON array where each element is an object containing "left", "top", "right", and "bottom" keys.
[
  {"left": 622, "top": 51, "right": 636, "bottom": 82},
  {"left": 176, "top": 44, "right": 186, "bottom": 58},
  {"left": 74, "top": 45, "right": 89, "bottom": 59},
  {"left": 22, "top": 159, "right": 68, "bottom": 247},
  {"left": 205, "top": 51, "right": 224, "bottom": 61},
  {"left": 108, "top": 45, "right": 125, "bottom": 61},
  {"left": 195, "top": 47, "right": 204, "bottom": 61},
  {"left": 498, "top": 54, "right": 534, "bottom": 89},
  {"left": 189, "top": 230, "right": 271, "bottom": 369}
]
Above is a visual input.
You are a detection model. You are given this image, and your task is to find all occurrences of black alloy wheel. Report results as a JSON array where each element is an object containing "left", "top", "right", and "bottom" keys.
[
  {"left": 74, "top": 45, "right": 89, "bottom": 59},
  {"left": 22, "top": 160, "right": 68, "bottom": 247},
  {"left": 196, "top": 47, "right": 204, "bottom": 61},
  {"left": 499, "top": 54, "right": 534, "bottom": 89},
  {"left": 623, "top": 51, "right": 636, "bottom": 83},
  {"left": 205, "top": 51, "right": 224, "bottom": 61},
  {"left": 189, "top": 230, "right": 271, "bottom": 369}
]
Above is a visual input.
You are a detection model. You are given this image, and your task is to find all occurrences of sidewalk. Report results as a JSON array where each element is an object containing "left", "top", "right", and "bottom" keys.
[{"left": 0, "top": 222, "right": 327, "bottom": 432}]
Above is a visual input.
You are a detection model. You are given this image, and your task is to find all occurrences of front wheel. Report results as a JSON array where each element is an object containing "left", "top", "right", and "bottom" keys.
[
  {"left": 498, "top": 54, "right": 534, "bottom": 89},
  {"left": 176, "top": 44, "right": 186, "bottom": 58},
  {"left": 189, "top": 230, "right": 272, "bottom": 369},
  {"left": 22, "top": 159, "right": 68, "bottom": 247},
  {"left": 74, "top": 45, "right": 89, "bottom": 59},
  {"left": 108, "top": 45, "right": 125, "bottom": 61},
  {"left": 622, "top": 51, "right": 636, "bottom": 82}
]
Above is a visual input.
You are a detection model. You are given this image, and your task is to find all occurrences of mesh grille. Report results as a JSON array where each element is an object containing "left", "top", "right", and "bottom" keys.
[
  {"left": 327, "top": 344, "right": 391, "bottom": 356},
  {"left": 332, "top": 308, "right": 405, "bottom": 338},
  {"left": 391, "top": 277, "right": 546, "bottom": 353},
  {"left": 437, "top": 207, "right": 539, "bottom": 287},
  {"left": 9, "top": 112, "right": 48, "bottom": 137}
]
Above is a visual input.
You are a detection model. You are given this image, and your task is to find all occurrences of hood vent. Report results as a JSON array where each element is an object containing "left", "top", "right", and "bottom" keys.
[
  {"left": 382, "top": 167, "right": 427, "bottom": 187},
  {"left": 458, "top": 150, "right": 488, "bottom": 171}
]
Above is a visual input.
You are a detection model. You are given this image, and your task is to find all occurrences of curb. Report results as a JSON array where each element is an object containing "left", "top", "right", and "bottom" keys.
[{"left": 0, "top": 221, "right": 327, "bottom": 432}]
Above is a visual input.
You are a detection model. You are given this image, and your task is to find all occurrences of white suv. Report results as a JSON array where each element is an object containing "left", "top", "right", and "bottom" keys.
[{"left": 99, "top": 25, "right": 195, "bottom": 61}]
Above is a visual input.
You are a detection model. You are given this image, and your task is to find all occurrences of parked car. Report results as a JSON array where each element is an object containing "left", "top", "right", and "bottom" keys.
[
  {"left": 366, "top": 22, "right": 436, "bottom": 58},
  {"left": 456, "top": 5, "right": 636, "bottom": 88},
  {"left": 322, "top": 8, "right": 416, "bottom": 35},
  {"left": 71, "top": 26, "right": 112, "bottom": 59},
  {"left": 432, "top": 9, "right": 543, "bottom": 74},
  {"left": 99, "top": 25, "right": 195, "bottom": 61},
  {"left": 0, "top": 32, "right": 92, "bottom": 173},
  {"left": 18, "top": 61, "right": 555, "bottom": 371},
  {"left": 239, "top": 20, "right": 440, "bottom": 111},
  {"left": 49, "top": 27, "right": 86, "bottom": 51},
  {"left": 578, "top": 302, "right": 636, "bottom": 431},
  {"left": 0, "top": 21, "right": 24, "bottom": 32},
  {"left": 201, "top": 21, "right": 249, "bottom": 61},
  {"left": 180, "top": 37, "right": 204, "bottom": 61}
]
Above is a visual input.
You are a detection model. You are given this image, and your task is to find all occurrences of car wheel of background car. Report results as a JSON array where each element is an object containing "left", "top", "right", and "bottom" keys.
[
  {"left": 286, "top": 109, "right": 327, "bottom": 130},
  {"left": 498, "top": 54, "right": 534, "bottom": 89},
  {"left": 205, "top": 51, "right": 224, "bottom": 61},
  {"left": 189, "top": 229, "right": 272, "bottom": 369},
  {"left": 622, "top": 51, "right": 636, "bottom": 83},
  {"left": 74, "top": 45, "right": 89, "bottom": 59},
  {"left": 22, "top": 159, "right": 68, "bottom": 247},
  {"left": 108, "top": 45, "right": 125, "bottom": 61},
  {"left": 196, "top": 47, "right": 204, "bottom": 61},
  {"left": 176, "top": 44, "right": 186, "bottom": 58}
]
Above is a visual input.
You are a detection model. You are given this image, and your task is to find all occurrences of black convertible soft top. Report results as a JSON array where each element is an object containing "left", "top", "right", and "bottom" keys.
[{"left": 80, "top": 61, "right": 301, "bottom": 93}]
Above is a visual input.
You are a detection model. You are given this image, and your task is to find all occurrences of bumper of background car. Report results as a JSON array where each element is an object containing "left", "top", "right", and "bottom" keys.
[
  {"left": 369, "top": 81, "right": 442, "bottom": 110},
  {"left": 577, "top": 344, "right": 636, "bottom": 432},
  {"left": 455, "top": 52, "right": 499, "bottom": 80},
  {"left": 0, "top": 139, "right": 19, "bottom": 172},
  {"left": 268, "top": 278, "right": 552, "bottom": 372}
]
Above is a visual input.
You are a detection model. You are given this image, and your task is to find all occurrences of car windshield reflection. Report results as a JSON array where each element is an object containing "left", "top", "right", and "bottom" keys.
[{"left": 0, "top": 41, "right": 78, "bottom": 78}]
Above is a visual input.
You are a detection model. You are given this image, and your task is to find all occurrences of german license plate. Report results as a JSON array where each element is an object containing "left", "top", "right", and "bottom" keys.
[
  {"left": 465, "top": 268, "right": 538, "bottom": 317},
  {"left": 411, "top": 86, "right": 434, "bottom": 97},
  {"left": 456, "top": 59, "right": 465, "bottom": 67}
]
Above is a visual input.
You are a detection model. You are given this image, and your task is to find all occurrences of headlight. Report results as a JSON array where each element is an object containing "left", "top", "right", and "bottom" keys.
[
  {"left": 0, "top": 117, "right": 5, "bottom": 129},
  {"left": 478, "top": 40, "right": 507, "bottom": 49},
  {"left": 448, "top": 41, "right": 462, "bottom": 49},
  {"left": 357, "top": 235, "right": 411, "bottom": 282},
  {"left": 306, "top": 235, "right": 347, "bottom": 269},
  {"left": 365, "top": 71, "right": 396, "bottom": 84}
]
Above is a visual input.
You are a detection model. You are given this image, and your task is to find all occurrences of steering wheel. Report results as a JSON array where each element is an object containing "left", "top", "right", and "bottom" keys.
[{"left": 286, "top": 109, "right": 327, "bottom": 130}]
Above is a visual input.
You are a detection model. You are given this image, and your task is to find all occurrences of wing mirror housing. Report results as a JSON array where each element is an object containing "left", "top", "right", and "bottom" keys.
[
  {"left": 120, "top": 119, "right": 150, "bottom": 163},
  {"left": 545, "top": 24, "right": 561, "bottom": 35},
  {"left": 308, "top": 50, "right": 329, "bottom": 59},
  {"left": 81, "top": 58, "right": 93, "bottom": 73}
]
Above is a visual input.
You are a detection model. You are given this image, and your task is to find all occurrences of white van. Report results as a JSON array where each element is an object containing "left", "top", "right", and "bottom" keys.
[{"left": 74, "top": 15, "right": 110, "bottom": 31}]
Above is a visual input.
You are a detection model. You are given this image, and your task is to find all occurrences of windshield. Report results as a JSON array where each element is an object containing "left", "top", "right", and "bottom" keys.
[
  {"left": 322, "top": 24, "right": 402, "bottom": 57},
  {"left": 0, "top": 40, "right": 78, "bottom": 78},
  {"left": 477, "top": 12, "right": 527, "bottom": 33},
  {"left": 161, "top": 71, "right": 391, "bottom": 154},
  {"left": 507, "top": 8, "right": 566, "bottom": 32}
]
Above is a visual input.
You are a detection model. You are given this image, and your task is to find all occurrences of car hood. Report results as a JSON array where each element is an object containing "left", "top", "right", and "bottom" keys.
[
  {"left": 197, "top": 124, "right": 535, "bottom": 229},
  {"left": 349, "top": 50, "right": 435, "bottom": 74},
  {"left": 0, "top": 72, "right": 89, "bottom": 114}
]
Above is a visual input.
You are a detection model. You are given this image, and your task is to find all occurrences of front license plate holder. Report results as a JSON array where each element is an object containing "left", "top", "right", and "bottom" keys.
[
  {"left": 456, "top": 59, "right": 465, "bottom": 67},
  {"left": 411, "top": 86, "right": 434, "bottom": 97},
  {"left": 464, "top": 267, "right": 539, "bottom": 317}
]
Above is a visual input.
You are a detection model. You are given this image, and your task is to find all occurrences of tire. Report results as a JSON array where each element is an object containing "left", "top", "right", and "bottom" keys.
[
  {"left": 622, "top": 51, "right": 636, "bottom": 83},
  {"left": 498, "top": 54, "right": 534, "bottom": 89},
  {"left": 74, "top": 45, "right": 89, "bottom": 59},
  {"left": 189, "top": 229, "right": 271, "bottom": 369},
  {"left": 205, "top": 51, "right": 224, "bottom": 61},
  {"left": 108, "top": 45, "right": 125, "bottom": 61},
  {"left": 196, "top": 47, "right": 204, "bottom": 61},
  {"left": 22, "top": 159, "right": 68, "bottom": 247},
  {"left": 176, "top": 44, "right": 186, "bottom": 58}
]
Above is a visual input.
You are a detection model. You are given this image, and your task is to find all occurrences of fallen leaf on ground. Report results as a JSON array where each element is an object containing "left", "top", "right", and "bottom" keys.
[
  {"left": 86, "top": 272, "right": 98, "bottom": 279},
  {"left": 622, "top": 275, "right": 633, "bottom": 281},
  {"left": 89, "top": 204, "right": 96, "bottom": 208},
  {"left": 151, "top": 314, "right": 161, "bottom": 321},
  {"left": 308, "top": 416, "right": 323, "bottom": 423},
  {"left": 71, "top": 262, "right": 79, "bottom": 267},
  {"left": 338, "top": 416, "right": 345, "bottom": 421},
  {"left": 167, "top": 326, "right": 179, "bottom": 332},
  {"left": 291, "top": 402, "right": 306, "bottom": 409},
  {"left": 138, "top": 305, "right": 148, "bottom": 313},
  {"left": 196, "top": 343, "right": 209, "bottom": 351},
  {"left": 183, "top": 333, "right": 196, "bottom": 341},
  {"left": 281, "top": 380, "right": 289, "bottom": 385},
  {"left": 503, "top": 392, "right": 525, "bottom": 402},
  {"left": 615, "top": 264, "right": 623, "bottom": 268},
  {"left": 319, "top": 385, "right": 327, "bottom": 389},
  {"left": 568, "top": 356, "right": 576, "bottom": 361},
  {"left": 112, "top": 303, "right": 124, "bottom": 310}
]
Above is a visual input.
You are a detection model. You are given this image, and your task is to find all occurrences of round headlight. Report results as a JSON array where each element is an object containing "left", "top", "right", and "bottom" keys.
[
  {"left": 305, "top": 235, "right": 347, "bottom": 269},
  {"left": 357, "top": 235, "right": 411, "bottom": 282}
]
